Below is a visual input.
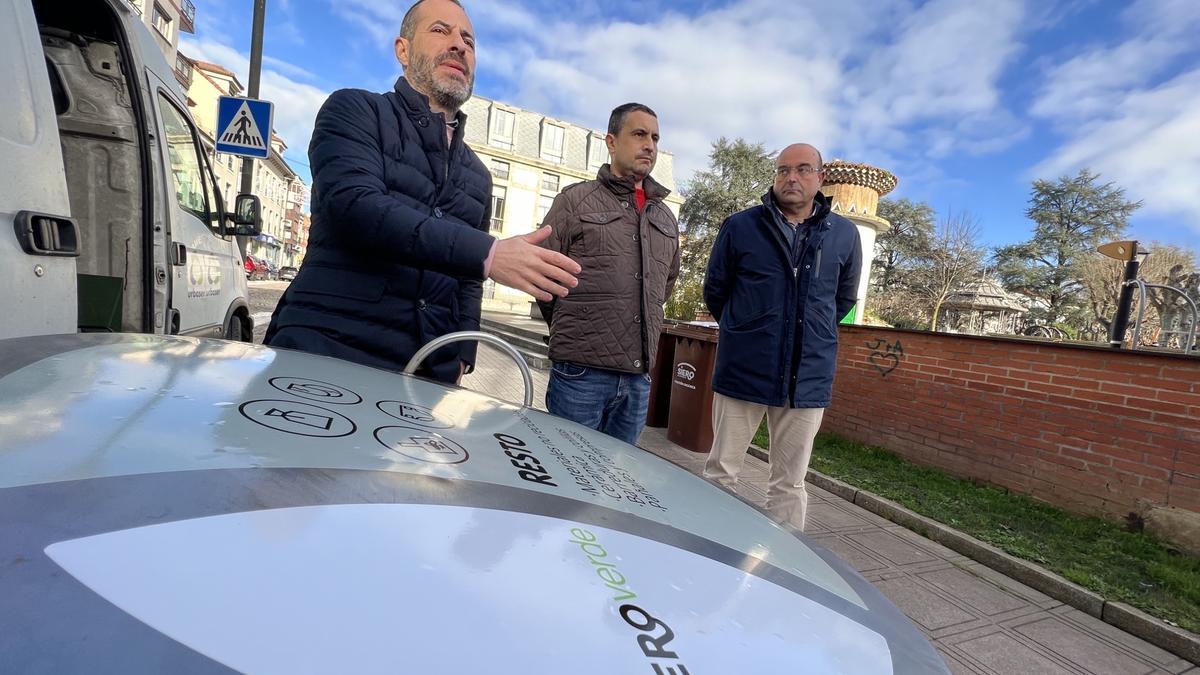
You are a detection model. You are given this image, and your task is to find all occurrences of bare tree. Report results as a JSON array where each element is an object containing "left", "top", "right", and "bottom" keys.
[
  {"left": 1079, "top": 242, "right": 1196, "bottom": 344},
  {"left": 911, "top": 211, "right": 987, "bottom": 331}
]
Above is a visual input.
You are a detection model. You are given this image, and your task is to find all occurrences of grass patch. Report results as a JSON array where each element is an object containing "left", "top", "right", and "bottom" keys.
[{"left": 754, "top": 422, "right": 1200, "bottom": 634}]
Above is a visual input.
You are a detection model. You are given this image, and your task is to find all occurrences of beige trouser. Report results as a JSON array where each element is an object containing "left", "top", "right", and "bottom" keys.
[{"left": 702, "top": 392, "right": 825, "bottom": 531}]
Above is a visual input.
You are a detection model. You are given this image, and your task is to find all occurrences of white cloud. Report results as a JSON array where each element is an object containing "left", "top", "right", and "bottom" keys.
[
  {"left": 1032, "top": 0, "right": 1200, "bottom": 235},
  {"left": 461, "top": 0, "right": 1028, "bottom": 190},
  {"left": 262, "top": 55, "right": 318, "bottom": 82},
  {"left": 180, "top": 37, "right": 330, "bottom": 173},
  {"left": 325, "top": 0, "right": 404, "bottom": 47},
  {"left": 1034, "top": 70, "right": 1200, "bottom": 230}
]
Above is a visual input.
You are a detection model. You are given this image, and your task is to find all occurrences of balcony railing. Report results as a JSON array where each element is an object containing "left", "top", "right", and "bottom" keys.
[{"left": 179, "top": 0, "right": 196, "bottom": 33}]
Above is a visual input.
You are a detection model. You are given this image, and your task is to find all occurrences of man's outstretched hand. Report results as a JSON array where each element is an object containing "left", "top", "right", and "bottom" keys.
[{"left": 488, "top": 226, "right": 581, "bottom": 302}]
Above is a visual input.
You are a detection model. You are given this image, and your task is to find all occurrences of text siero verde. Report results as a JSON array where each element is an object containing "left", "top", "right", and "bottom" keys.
[{"left": 569, "top": 527, "right": 692, "bottom": 674}]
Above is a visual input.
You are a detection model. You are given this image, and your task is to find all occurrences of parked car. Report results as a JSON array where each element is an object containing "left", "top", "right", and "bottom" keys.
[
  {"left": 0, "top": 331, "right": 949, "bottom": 674},
  {"left": 243, "top": 256, "right": 263, "bottom": 281},
  {"left": 279, "top": 266, "right": 298, "bottom": 281}
]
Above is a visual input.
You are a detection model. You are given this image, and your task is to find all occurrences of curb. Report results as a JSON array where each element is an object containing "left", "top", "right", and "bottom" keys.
[{"left": 747, "top": 444, "right": 1200, "bottom": 665}]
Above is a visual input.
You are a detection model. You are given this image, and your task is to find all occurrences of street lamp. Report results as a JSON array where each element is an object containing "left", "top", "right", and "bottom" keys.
[{"left": 1097, "top": 240, "right": 1149, "bottom": 349}]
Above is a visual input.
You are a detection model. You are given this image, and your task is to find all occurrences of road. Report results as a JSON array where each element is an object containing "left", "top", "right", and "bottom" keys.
[{"left": 247, "top": 280, "right": 288, "bottom": 343}]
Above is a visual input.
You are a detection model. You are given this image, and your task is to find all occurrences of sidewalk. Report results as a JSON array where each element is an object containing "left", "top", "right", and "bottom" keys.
[{"left": 463, "top": 344, "right": 1198, "bottom": 675}]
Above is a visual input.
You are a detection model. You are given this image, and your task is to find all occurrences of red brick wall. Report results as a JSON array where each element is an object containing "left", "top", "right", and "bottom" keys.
[{"left": 827, "top": 326, "right": 1200, "bottom": 519}]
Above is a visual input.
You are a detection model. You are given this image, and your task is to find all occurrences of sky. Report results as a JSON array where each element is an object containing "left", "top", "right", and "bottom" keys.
[{"left": 181, "top": 0, "right": 1200, "bottom": 254}]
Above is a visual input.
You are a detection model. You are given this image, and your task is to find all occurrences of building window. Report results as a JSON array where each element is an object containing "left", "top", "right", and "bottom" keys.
[
  {"left": 490, "top": 186, "right": 506, "bottom": 232},
  {"left": 540, "top": 173, "right": 559, "bottom": 193},
  {"left": 152, "top": 4, "right": 173, "bottom": 40},
  {"left": 540, "top": 123, "right": 565, "bottom": 162},
  {"left": 588, "top": 135, "right": 608, "bottom": 168},
  {"left": 489, "top": 108, "right": 515, "bottom": 151},
  {"left": 537, "top": 195, "right": 554, "bottom": 225},
  {"left": 489, "top": 159, "right": 510, "bottom": 180}
]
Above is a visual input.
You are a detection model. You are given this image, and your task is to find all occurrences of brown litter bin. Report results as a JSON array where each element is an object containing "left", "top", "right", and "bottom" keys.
[
  {"left": 665, "top": 323, "right": 720, "bottom": 453},
  {"left": 645, "top": 322, "right": 678, "bottom": 428}
]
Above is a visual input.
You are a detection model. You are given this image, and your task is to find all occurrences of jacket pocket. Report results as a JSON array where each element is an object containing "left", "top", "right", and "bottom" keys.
[
  {"left": 649, "top": 210, "right": 678, "bottom": 238},
  {"left": 552, "top": 361, "right": 589, "bottom": 378},
  {"left": 293, "top": 266, "right": 387, "bottom": 302},
  {"left": 647, "top": 211, "right": 678, "bottom": 272},
  {"left": 726, "top": 310, "right": 775, "bottom": 333},
  {"left": 578, "top": 211, "right": 623, "bottom": 257},
  {"left": 718, "top": 321, "right": 782, "bottom": 391}
]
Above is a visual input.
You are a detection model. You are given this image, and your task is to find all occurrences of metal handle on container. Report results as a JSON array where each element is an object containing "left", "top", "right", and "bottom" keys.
[
  {"left": 1129, "top": 280, "right": 1198, "bottom": 353},
  {"left": 403, "top": 331, "right": 534, "bottom": 408}
]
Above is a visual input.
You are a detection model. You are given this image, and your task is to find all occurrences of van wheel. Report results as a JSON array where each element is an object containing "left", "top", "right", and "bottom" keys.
[{"left": 225, "top": 314, "right": 245, "bottom": 341}]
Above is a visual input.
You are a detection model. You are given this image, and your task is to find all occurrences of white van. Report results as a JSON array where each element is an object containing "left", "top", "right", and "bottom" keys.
[{"left": 0, "top": 0, "right": 262, "bottom": 341}]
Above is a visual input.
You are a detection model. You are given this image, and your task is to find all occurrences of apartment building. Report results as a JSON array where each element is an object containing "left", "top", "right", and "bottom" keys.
[
  {"left": 460, "top": 96, "right": 685, "bottom": 313},
  {"left": 126, "top": 0, "right": 195, "bottom": 77}
]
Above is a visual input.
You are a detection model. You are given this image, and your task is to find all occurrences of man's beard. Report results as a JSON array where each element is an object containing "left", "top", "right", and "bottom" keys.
[{"left": 408, "top": 51, "right": 473, "bottom": 112}]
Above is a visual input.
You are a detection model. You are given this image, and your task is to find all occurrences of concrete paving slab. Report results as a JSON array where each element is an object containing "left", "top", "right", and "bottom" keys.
[
  {"left": 937, "top": 648, "right": 988, "bottom": 675},
  {"left": 949, "top": 631, "right": 1077, "bottom": 674},
  {"left": 808, "top": 534, "right": 891, "bottom": 574},
  {"left": 1052, "top": 607, "right": 1197, "bottom": 673},
  {"left": 960, "top": 560, "right": 1062, "bottom": 609},
  {"left": 873, "top": 577, "right": 979, "bottom": 631},
  {"left": 848, "top": 529, "right": 940, "bottom": 566},
  {"left": 1014, "top": 615, "right": 1160, "bottom": 675},
  {"left": 918, "top": 567, "right": 1031, "bottom": 616},
  {"left": 806, "top": 501, "right": 875, "bottom": 531}
]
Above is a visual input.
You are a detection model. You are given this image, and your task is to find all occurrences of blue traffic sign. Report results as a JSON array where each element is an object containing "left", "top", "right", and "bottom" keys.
[{"left": 215, "top": 96, "right": 273, "bottom": 159}]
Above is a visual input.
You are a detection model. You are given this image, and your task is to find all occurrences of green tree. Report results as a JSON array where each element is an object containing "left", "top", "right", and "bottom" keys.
[
  {"left": 868, "top": 198, "right": 937, "bottom": 328},
  {"left": 666, "top": 138, "right": 776, "bottom": 320},
  {"left": 994, "top": 169, "right": 1142, "bottom": 328},
  {"left": 873, "top": 198, "right": 936, "bottom": 292}
]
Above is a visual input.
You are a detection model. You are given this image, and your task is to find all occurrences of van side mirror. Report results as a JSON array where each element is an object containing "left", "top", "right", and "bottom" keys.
[{"left": 227, "top": 194, "right": 262, "bottom": 237}]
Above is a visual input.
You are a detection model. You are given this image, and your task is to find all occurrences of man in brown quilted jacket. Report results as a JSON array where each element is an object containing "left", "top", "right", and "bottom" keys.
[{"left": 537, "top": 103, "right": 680, "bottom": 445}]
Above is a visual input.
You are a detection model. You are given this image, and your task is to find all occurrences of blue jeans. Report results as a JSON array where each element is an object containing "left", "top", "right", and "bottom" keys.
[{"left": 546, "top": 361, "right": 651, "bottom": 446}]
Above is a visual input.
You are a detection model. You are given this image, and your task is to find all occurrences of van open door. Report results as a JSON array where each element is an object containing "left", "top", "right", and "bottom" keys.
[{"left": 0, "top": 0, "right": 77, "bottom": 339}]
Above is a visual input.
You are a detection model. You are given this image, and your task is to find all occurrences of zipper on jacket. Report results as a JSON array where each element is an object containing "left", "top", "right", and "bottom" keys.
[{"left": 814, "top": 248, "right": 822, "bottom": 279}]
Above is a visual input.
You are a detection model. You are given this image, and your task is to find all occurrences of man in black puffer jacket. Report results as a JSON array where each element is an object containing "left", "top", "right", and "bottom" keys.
[{"left": 265, "top": 0, "right": 579, "bottom": 382}]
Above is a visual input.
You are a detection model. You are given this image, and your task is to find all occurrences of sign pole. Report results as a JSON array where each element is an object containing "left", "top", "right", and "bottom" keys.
[{"left": 237, "top": 0, "right": 267, "bottom": 258}]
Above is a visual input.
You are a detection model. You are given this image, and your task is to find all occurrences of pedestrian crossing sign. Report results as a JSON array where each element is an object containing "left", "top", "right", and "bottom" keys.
[{"left": 215, "top": 96, "right": 274, "bottom": 159}]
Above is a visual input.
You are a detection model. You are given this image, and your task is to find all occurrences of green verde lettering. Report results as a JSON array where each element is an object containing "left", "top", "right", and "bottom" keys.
[{"left": 569, "top": 527, "right": 637, "bottom": 602}]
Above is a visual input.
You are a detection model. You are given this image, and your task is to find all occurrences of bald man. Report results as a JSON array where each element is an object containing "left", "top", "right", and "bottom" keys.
[
  {"left": 266, "top": 0, "right": 579, "bottom": 382},
  {"left": 701, "top": 143, "right": 862, "bottom": 531}
]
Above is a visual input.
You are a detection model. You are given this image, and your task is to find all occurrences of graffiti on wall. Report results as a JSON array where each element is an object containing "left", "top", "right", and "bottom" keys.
[{"left": 866, "top": 338, "right": 903, "bottom": 377}]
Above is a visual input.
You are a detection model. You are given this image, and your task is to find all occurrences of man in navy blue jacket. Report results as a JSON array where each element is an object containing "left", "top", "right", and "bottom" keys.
[
  {"left": 702, "top": 143, "right": 862, "bottom": 531},
  {"left": 265, "top": 0, "right": 579, "bottom": 382}
]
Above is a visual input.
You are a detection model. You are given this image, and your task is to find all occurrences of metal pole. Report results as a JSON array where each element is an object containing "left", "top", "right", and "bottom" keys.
[
  {"left": 236, "top": 0, "right": 267, "bottom": 258},
  {"left": 1108, "top": 253, "right": 1142, "bottom": 349},
  {"left": 1130, "top": 279, "right": 1148, "bottom": 350}
]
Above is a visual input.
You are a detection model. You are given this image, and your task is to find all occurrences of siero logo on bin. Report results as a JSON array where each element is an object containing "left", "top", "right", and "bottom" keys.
[{"left": 673, "top": 362, "right": 698, "bottom": 390}]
